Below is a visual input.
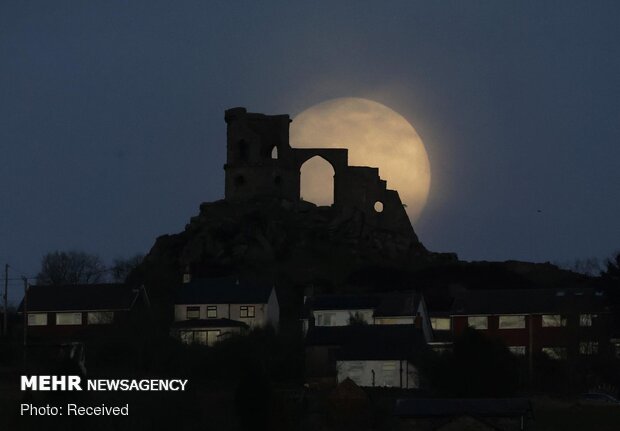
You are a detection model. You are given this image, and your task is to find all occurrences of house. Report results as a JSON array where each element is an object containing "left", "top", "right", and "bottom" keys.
[
  {"left": 450, "top": 288, "right": 612, "bottom": 360},
  {"left": 394, "top": 398, "right": 533, "bottom": 431},
  {"left": 302, "top": 291, "right": 432, "bottom": 342},
  {"left": 19, "top": 283, "right": 147, "bottom": 343},
  {"left": 171, "top": 276, "right": 279, "bottom": 346},
  {"left": 305, "top": 325, "right": 428, "bottom": 388}
]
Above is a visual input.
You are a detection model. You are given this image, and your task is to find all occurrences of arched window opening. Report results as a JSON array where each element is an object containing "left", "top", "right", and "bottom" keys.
[
  {"left": 271, "top": 146, "right": 278, "bottom": 159},
  {"left": 300, "top": 156, "right": 335, "bottom": 206}
]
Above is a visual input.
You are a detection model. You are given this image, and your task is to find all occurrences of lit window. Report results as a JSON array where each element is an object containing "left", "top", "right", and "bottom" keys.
[
  {"left": 579, "top": 341, "right": 598, "bottom": 355},
  {"left": 499, "top": 315, "right": 526, "bottom": 329},
  {"left": 186, "top": 306, "right": 200, "bottom": 320},
  {"left": 316, "top": 312, "right": 335, "bottom": 326},
  {"left": 56, "top": 313, "right": 82, "bottom": 326},
  {"left": 207, "top": 330, "right": 221, "bottom": 346},
  {"left": 240, "top": 305, "right": 255, "bottom": 318},
  {"left": 27, "top": 313, "right": 48, "bottom": 326},
  {"left": 87, "top": 311, "right": 114, "bottom": 324},
  {"left": 179, "top": 331, "right": 194, "bottom": 344},
  {"left": 207, "top": 306, "right": 217, "bottom": 318},
  {"left": 431, "top": 317, "right": 451, "bottom": 331},
  {"left": 580, "top": 314, "right": 593, "bottom": 327},
  {"left": 344, "top": 361, "right": 364, "bottom": 385},
  {"left": 509, "top": 346, "right": 526, "bottom": 356},
  {"left": 467, "top": 316, "right": 488, "bottom": 330},
  {"left": 542, "top": 315, "right": 566, "bottom": 327},
  {"left": 542, "top": 347, "right": 567, "bottom": 360},
  {"left": 382, "top": 361, "right": 397, "bottom": 387}
]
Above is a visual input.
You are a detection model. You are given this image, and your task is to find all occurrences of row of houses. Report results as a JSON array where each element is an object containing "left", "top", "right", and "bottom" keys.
[
  {"left": 17, "top": 275, "right": 618, "bottom": 391},
  {"left": 19, "top": 275, "right": 279, "bottom": 346},
  {"left": 301, "top": 287, "right": 617, "bottom": 388}
]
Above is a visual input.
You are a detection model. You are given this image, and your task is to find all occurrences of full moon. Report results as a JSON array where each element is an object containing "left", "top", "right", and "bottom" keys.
[{"left": 290, "top": 97, "right": 431, "bottom": 221}]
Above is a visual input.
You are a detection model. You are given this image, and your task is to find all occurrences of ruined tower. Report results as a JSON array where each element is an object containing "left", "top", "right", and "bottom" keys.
[{"left": 223, "top": 107, "right": 415, "bottom": 237}]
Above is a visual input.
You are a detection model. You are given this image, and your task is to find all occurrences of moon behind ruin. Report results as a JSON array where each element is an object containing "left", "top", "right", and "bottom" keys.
[{"left": 290, "top": 97, "right": 431, "bottom": 222}]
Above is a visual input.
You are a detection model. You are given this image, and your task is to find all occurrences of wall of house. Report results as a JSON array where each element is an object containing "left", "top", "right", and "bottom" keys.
[
  {"left": 174, "top": 302, "right": 272, "bottom": 328},
  {"left": 452, "top": 313, "right": 612, "bottom": 358},
  {"left": 265, "top": 288, "right": 280, "bottom": 328},
  {"left": 313, "top": 309, "right": 374, "bottom": 327},
  {"left": 337, "top": 359, "right": 419, "bottom": 389}
]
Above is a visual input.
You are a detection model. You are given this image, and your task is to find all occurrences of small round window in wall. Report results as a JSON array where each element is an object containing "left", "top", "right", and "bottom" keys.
[{"left": 374, "top": 201, "right": 384, "bottom": 213}]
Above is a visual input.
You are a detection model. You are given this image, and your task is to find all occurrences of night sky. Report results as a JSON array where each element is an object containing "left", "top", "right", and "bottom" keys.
[{"left": 2, "top": 1, "right": 619, "bottom": 299}]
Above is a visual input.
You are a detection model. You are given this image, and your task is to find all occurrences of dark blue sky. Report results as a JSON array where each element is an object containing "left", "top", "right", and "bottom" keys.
[{"left": 2, "top": 1, "right": 619, "bottom": 296}]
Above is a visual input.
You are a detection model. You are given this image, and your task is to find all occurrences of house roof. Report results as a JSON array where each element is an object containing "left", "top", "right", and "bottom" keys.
[
  {"left": 304, "top": 291, "right": 420, "bottom": 317},
  {"left": 306, "top": 325, "right": 427, "bottom": 361},
  {"left": 20, "top": 283, "right": 140, "bottom": 312},
  {"left": 306, "top": 294, "right": 381, "bottom": 311},
  {"left": 176, "top": 276, "right": 274, "bottom": 305},
  {"left": 373, "top": 292, "right": 420, "bottom": 317},
  {"left": 170, "top": 318, "right": 248, "bottom": 329},
  {"left": 451, "top": 288, "right": 609, "bottom": 316},
  {"left": 394, "top": 398, "right": 532, "bottom": 418}
]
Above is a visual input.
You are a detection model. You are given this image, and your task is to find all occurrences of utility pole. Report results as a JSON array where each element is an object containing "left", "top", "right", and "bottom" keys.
[
  {"left": 22, "top": 277, "right": 28, "bottom": 348},
  {"left": 3, "top": 264, "right": 7, "bottom": 336}
]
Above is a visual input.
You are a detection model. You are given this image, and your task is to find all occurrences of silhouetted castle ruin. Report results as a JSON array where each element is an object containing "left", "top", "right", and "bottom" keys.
[{"left": 223, "top": 107, "right": 414, "bottom": 236}]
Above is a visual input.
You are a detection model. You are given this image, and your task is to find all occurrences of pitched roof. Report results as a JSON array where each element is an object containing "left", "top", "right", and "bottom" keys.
[
  {"left": 176, "top": 276, "right": 274, "bottom": 305},
  {"left": 451, "top": 288, "right": 609, "bottom": 316},
  {"left": 306, "top": 325, "right": 427, "bottom": 361},
  {"left": 22, "top": 284, "right": 140, "bottom": 312},
  {"left": 307, "top": 294, "right": 381, "bottom": 311},
  {"left": 304, "top": 291, "right": 420, "bottom": 317},
  {"left": 373, "top": 292, "right": 420, "bottom": 317},
  {"left": 170, "top": 318, "right": 248, "bottom": 329},
  {"left": 394, "top": 398, "right": 532, "bottom": 418}
]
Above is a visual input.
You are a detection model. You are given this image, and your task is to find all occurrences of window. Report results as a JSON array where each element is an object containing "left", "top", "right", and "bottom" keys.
[
  {"left": 431, "top": 317, "right": 451, "bottom": 331},
  {"left": 240, "top": 305, "right": 255, "bottom": 318},
  {"left": 207, "top": 330, "right": 221, "bottom": 346},
  {"left": 87, "top": 311, "right": 114, "bottom": 325},
  {"left": 179, "top": 331, "right": 194, "bottom": 344},
  {"left": 207, "top": 306, "right": 217, "bottom": 318},
  {"left": 580, "top": 314, "right": 593, "bottom": 327},
  {"left": 271, "top": 146, "right": 278, "bottom": 159},
  {"left": 542, "top": 347, "right": 567, "bottom": 360},
  {"left": 509, "top": 346, "right": 526, "bottom": 356},
  {"left": 499, "top": 315, "right": 526, "bottom": 329},
  {"left": 345, "top": 361, "right": 364, "bottom": 385},
  {"left": 542, "top": 314, "right": 566, "bottom": 327},
  {"left": 27, "top": 313, "right": 48, "bottom": 326},
  {"left": 382, "top": 361, "right": 397, "bottom": 387},
  {"left": 56, "top": 313, "right": 82, "bottom": 326},
  {"left": 316, "top": 312, "right": 335, "bottom": 326},
  {"left": 186, "top": 306, "right": 200, "bottom": 320},
  {"left": 579, "top": 341, "right": 598, "bottom": 355},
  {"left": 467, "top": 316, "right": 488, "bottom": 330}
]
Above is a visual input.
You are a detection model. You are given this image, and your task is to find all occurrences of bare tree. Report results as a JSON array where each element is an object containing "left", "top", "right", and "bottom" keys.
[
  {"left": 37, "top": 251, "right": 106, "bottom": 285},
  {"left": 111, "top": 254, "right": 144, "bottom": 283},
  {"left": 603, "top": 252, "right": 620, "bottom": 283}
]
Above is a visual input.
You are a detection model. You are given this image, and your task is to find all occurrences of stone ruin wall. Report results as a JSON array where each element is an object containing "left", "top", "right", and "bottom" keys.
[{"left": 223, "top": 107, "right": 413, "bottom": 236}]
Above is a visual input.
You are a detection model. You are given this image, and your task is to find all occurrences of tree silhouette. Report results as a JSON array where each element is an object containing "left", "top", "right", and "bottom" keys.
[{"left": 36, "top": 250, "right": 105, "bottom": 285}]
